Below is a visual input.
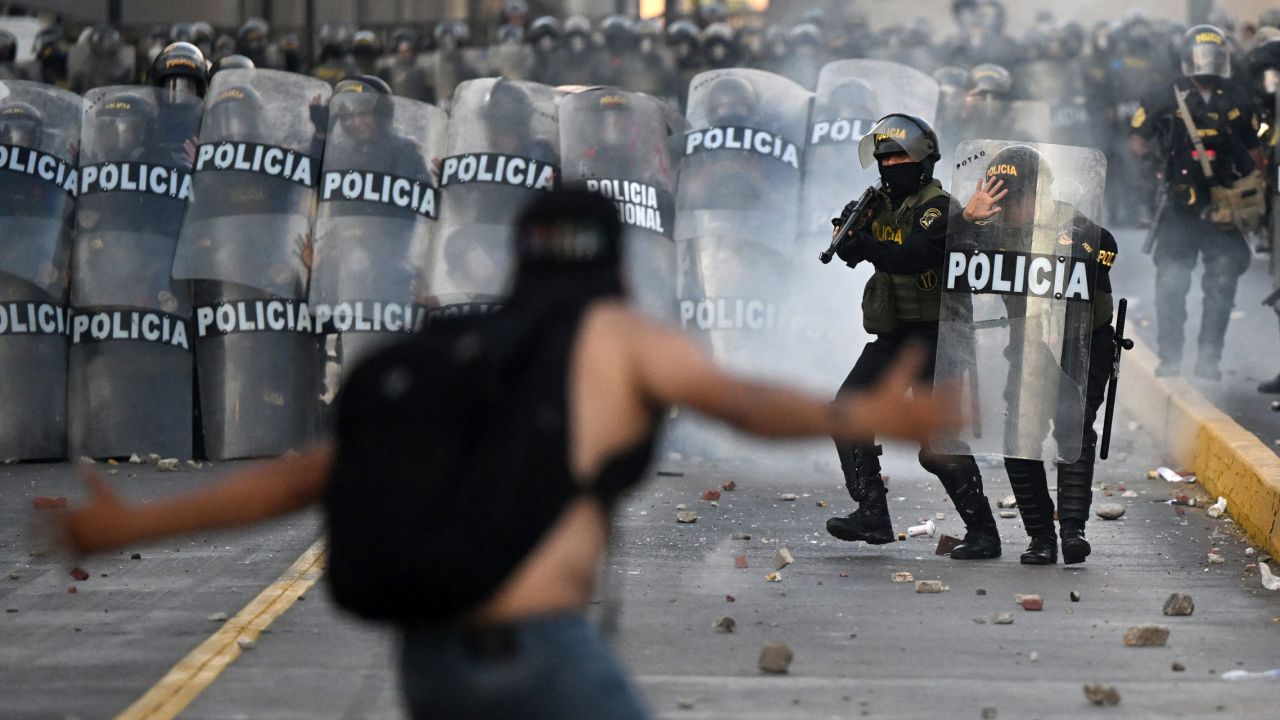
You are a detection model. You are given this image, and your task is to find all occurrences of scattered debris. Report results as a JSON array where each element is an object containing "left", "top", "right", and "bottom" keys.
[
  {"left": 816, "top": 500, "right": 828, "bottom": 508},
  {"left": 1221, "top": 669, "right": 1280, "bottom": 681},
  {"left": 915, "top": 580, "right": 948, "bottom": 593},
  {"left": 69, "top": 568, "right": 89, "bottom": 582},
  {"left": 1070, "top": 591, "right": 1081, "bottom": 603},
  {"left": 676, "top": 511, "right": 698, "bottom": 524},
  {"left": 1123, "top": 625, "right": 1170, "bottom": 647},
  {"left": 1206, "top": 497, "right": 1228, "bottom": 519},
  {"left": 735, "top": 556, "right": 748, "bottom": 569},
  {"left": 130, "top": 553, "right": 142, "bottom": 560},
  {"left": 976, "top": 588, "right": 987, "bottom": 596},
  {"left": 1172, "top": 662, "right": 1186, "bottom": 672},
  {"left": 236, "top": 637, "right": 256, "bottom": 651},
  {"left": 973, "top": 617, "right": 987, "bottom": 624},
  {"left": 676, "top": 698, "right": 696, "bottom": 710},
  {"left": 1156, "top": 467, "right": 1194, "bottom": 483},
  {"left": 935, "top": 512, "right": 946, "bottom": 520},
  {"left": 1018, "top": 595, "right": 1044, "bottom": 611},
  {"left": 157, "top": 458, "right": 180, "bottom": 472},
  {"left": 1260, "top": 562, "right": 1280, "bottom": 591},
  {"left": 1121, "top": 490, "right": 1139, "bottom": 498},
  {"left": 773, "top": 548, "right": 795, "bottom": 570},
  {"left": 992, "top": 613, "right": 1014, "bottom": 625},
  {"left": 1245, "top": 548, "right": 1256, "bottom": 557},
  {"left": 32, "top": 496, "right": 68, "bottom": 510},
  {"left": 1207, "top": 551, "right": 1225, "bottom": 565},
  {"left": 186, "top": 460, "right": 203, "bottom": 469},
  {"left": 1162, "top": 593, "right": 1195, "bottom": 617},
  {"left": 8, "top": 573, "right": 18, "bottom": 580},
  {"left": 208, "top": 612, "right": 229, "bottom": 622},
  {"left": 1170, "top": 495, "right": 1195, "bottom": 506},
  {"left": 732, "top": 533, "right": 751, "bottom": 541},
  {"left": 1095, "top": 503, "right": 1126, "bottom": 520},
  {"left": 897, "top": 532, "right": 908, "bottom": 541},
  {"left": 891, "top": 572, "right": 914, "bottom": 583},
  {"left": 721, "top": 480, "right": 736, "bottom": 491},
  {"left": 778, "top": 493, "right": 798, "bottom": 501},
  {"left": 725, "top": 595, "right": 735, "bottom": 603},
  {"left": 127, "top": 454, "right": 143, "bottom": 464},
  {"left": 712, "top": 616, "right": 736, "bottom": 633},
  {"left": 701, "top": 490, "right": 721, "bottom": 502},
  {"left": 999, "top": 510, "right": 1019, "bottom": 519},
  {"left": 145, "top": 453, "right": 161, "bottom": 464},
  {"left": 78, "top": 456, "right": 95, "bottom": 464},
  {"left": 656, "top": 470, "right": 683, "bottom": 477},
  {"left": 67, "top": 586, "right": 77, "bottom": 594},
  {"left": 907, "top": 520, "right": 935, "bottom": 538},
  {"left": 1029, "top": 651, "right": 1040, "bottom": 662},
  {"left": 1083, "top": 683, "right": 1120, "bottom": 706},
  {"left": 765, "top": 572, "right": 782, "bottom": 583},
  {"left": 997, "top": 495, "right": 1018, "bottom": 509},
  {"left": 758, "top": 641, "right": 794, "bottom": 674},
  {"left": 936, "top": 535, "right": 963, "bottom": 556}
]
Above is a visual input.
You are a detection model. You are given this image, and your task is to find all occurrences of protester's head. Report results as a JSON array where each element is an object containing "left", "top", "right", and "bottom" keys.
[{"left": 511, "top": 186, "right": 624, "bottom": 298}]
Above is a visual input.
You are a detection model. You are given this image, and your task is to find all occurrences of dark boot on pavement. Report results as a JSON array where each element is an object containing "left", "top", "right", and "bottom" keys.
[
  {"left": 1021, "top": 535, "right": 1058, "bottom": 565},
  {"left": 1259, "top": 374, "right": 1280, "bottom": 394},
  {"left": 1057, "top": 451, "right": 1095, "bottom": 565},
  {"left": 922, "top": 452, "right": 1000, "bottom": 559},
  {"left": 828, "top": 443, "right": 894, "bottom": 544}
]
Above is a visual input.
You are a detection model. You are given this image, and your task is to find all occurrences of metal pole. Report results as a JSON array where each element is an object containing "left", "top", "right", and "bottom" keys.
[
  {"left": 304, "top": 0, "right": 316, "bottom": 66},
  {"left": 263, "top": 0, "right": 274, "bottom": 23},
  {"left": 107, "top": 0, "right": 122, "bottom": 26}
]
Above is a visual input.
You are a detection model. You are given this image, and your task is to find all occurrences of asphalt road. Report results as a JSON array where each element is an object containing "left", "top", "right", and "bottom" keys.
[
  {"left": 1110, "top": 228, "right": 1280, "bottom": 448},
  {"left": 3, "top": 423, "right": 1277, "bottom": 719}
]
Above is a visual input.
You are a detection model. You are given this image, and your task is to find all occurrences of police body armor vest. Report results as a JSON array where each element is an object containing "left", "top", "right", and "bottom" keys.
[{"left": 863, "top": 180, "right": 947, "bottom": 334}]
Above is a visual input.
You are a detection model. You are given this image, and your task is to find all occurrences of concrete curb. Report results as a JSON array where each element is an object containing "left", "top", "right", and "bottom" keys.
[{"left": 1118, "top": 336, "right": 1280, "bottom": 559}]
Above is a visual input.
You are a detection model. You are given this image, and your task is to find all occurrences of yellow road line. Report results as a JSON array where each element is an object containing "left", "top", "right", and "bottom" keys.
[{"left": 116, "top": 540, "right": 327, "bottom": 720}]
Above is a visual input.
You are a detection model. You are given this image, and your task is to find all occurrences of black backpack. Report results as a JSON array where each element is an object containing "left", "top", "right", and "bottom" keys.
[{"left": 324, "top": 308, "right": 581, "bottom": 622}]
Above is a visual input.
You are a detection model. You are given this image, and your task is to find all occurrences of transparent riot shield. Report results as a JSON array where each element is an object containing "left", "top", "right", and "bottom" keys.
[
  {"left": 310, "top": 94, "right": 446, "bottom": 371},
  {"left": 560, "top": 87, "right": 678, "bottom": 323},
  {"left": 421, "top": 78, "right": 560, "bottom": 321},
  {"left": 956, "top": 98, "right": 1053, "bottom": 145},
  {"left": 0, "top": 80, "right": 81, "bottom": 460},
  {"left": 69, "top": 86, "right": 201, "bottom": 459},
  {"left": 934, "top": 140, "right": 1107, "bottom": 463},
  {"left": 675, "top": 68, "right": 812, "bottom": 374},
  {"left": 174, "top": 69, "right": 331, "bottom": 460},
  {"left": 174, "top": 69, "right": 330, "bottom": 298}
]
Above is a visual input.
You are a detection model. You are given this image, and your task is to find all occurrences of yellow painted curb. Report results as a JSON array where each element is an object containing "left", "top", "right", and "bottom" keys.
[
  {"left": 1118, "top": 336, "right": 1280, "bottom": 558},
  {"left": 116, "top": 540, "right": 327, "bottom": 720}
]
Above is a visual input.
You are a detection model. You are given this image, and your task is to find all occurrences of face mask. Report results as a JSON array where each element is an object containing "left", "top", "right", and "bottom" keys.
[{"left": 879, "top": 161, "right": 923, "bottom": 196}]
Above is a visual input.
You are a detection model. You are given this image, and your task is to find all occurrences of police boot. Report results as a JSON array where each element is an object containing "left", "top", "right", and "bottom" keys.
[
  {"left": 1004, "top": 458, "right": 1057, "bottom": 565},
  {"left": 827, "top": 443, "right": 894, "bottom": 544},
  {"left": 1259, "top": 373, "right": 1280, "bottom": 394},
  {"left": 1193, "top": 345, "right": 1222, "bottom": 381},
  {"left": 922, "top": 452, "right": 1001, "bottom": 559},
  {"left": 1057, "top": 451, "right": 1095, "bottom": 565}
]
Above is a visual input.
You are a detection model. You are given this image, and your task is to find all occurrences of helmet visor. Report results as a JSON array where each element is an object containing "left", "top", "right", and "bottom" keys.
[
  {"left": 857, "top": 115, "right": 935, "bottom": 168},
  {"left": 1184, "top": 43, "right": 1231, "bottom": 78}
]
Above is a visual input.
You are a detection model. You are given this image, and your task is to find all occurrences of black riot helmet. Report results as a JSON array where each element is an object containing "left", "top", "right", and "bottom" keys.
[
  {"left": 858, "top": 114, "right": 941, "bottom": 172},
  {"left": 191, "top": 22, "right": 214, "bottom": 49},
  {"left": 503, "top": 0, "right": 529, "bottom": 26},
  {"left": 333, "top": 75, "right": 393, "bottom": 143},
  {"left": 206, "top": 83, "right": 263, "bottom": 139},
  {"left": 564, "top": 15, "right": 592, "bottom": 54},
  {"left": 697, "top": 1, "right": 728, "bottom": 28},
  {"left": 701, "top": 22, "right": 738, "bottom": 66},
  {"left": 706, "top": 74, "right": 757, "bottom": 126},
  {"left": 237, "top": 17, "right": 269, "bottom": 58},
  {"left": 150, "top": 42, "right": 209, "bottom": 99},
  {"left": 1182, "top": 24, "right": 1231, "bottom": 80},
  {"left": 352, "top": 30, "right": 382, "bottom": 62},
  {"left": 528, "top": 16, "right": 561, "bottom": 47},
  {"left": 212, "top": 54, "right": 255, "bottom": 76},
  {"left": 169, "top": 23, "right": 193, "bottom": 43},
  {"left": 497, "top": 23, "right": 524, "bottom": 45},
  {"left": 601, "top": 15, "right": 636, "bottom": 54},
  {"left": 968, "top": 63, "right": 1013, "bottom": 95},
  {"left": 0, "top": 101, "right": 44, "bottom": 148},
  {"left": 434, "top": 20, "right": 470, "bottom": 50},
  {"left": 35, "top": 25, "right": 64, "bottom": 60},
  {"left": 0, "top": 29, "right": 15, "bottom": 63},
  {"left": 788, "top": 23, "right": 823, "bottom": 50},
  {"left": 319, "top": 22, "right": 349, "bottom": 58},
  {"left": 93, "top": 92, "right": 155, "bottom": 154},
  {"left": 90, "top": 25, "right": 122, "bottom": 53},
  {"left": 984, "top": 144, "right": 1053, "bottom": 225}
]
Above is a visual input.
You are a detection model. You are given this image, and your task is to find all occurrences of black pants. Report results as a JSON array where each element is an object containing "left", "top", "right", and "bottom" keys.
[
  {"left": 1153, "top": 208, "right": 1250, "bottom": 365},
  {"left": 1003, "top": 324, "right": 1114, "bottom": 537},
  {"left": 834, "top": 324, "right": 989, "bottom": 527}
]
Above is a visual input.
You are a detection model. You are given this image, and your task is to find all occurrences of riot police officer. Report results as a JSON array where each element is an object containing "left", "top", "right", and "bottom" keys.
[
  {"left": 351, "top": 30, "right": 382, "bottom": 76},
  {"left": 559, "top": 15, "right": 597, "bottom": 86},
  {"left": 959, "top": 145, "right": 1120, "bottom": 564},
  {"left": 0, "top": 30, "right": 17, "bottom": 80},
  {"left": 825, "top": 114, "right": 1001, "bottom": 560},
  {"left": 327, "top": 76, "right": 427, "bottom": 184},
  {"left": 1130, "top": 25, "right": 1263, "bottom": 380},
  {"left": 527, "top": 16, "right": 565, "bottom": 86},
  {"left": 313, "top": 23, "right": 358, "bottom": 86}
]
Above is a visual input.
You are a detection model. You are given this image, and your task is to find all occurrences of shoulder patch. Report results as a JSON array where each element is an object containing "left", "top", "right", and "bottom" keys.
[
  {"left": 919, "top": 207, "right": 942, "bottom": 230},
  {"left": 916, "top": 270, "right": 938, "bottom": 291},
  {"left": 1130, "top": 106, "right": 1147, "bottom": 129},
  {"left": 1228, "top": 107, "right": 1241, "bottom": 121}
]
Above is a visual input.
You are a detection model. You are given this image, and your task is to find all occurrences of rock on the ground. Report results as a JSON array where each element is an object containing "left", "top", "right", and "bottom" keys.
[
  {"left": 701, "top": 489, "right": 721, "bottom": 502},
  {"left": 157, "top": 458, "right": 180, "bottom": 472},
  {"left": 999, "top": 510, "right": 1018, "bottom": 519},
  {"left": 1162, "top": 593, "right": 1195, "bottom": 616},
  {"left": 1083, "top": 683, "right": 1120, "bottom": 706},
  {"left": 1095, "top": 503, "right": 1126, "bottom": 520},
  {"left": 1172, "top": 662, "right": 1186, "bottom": 672},
  {"left": 935, "top": 535, "right": 963, "bottom": 556},
  {"left": 676, "top": 511, "right": 698, "bottom": 524},
  {"left": 127, "top": 453, "right": 143, "bottom": 464},
  {"left": 1123, "top": 625, "right": 1170, "bottom": 647},
  {"left": 777, "top": 493, "right": 798, "bottom": 501},
  {"left": 915, "top": 580, "right": 948, "bottom": 593},
  {"left": 720, "top": 480, "right": 736, "bottom": 491},
  {"left": 734, "top": 555, "right": 748, "bottom": 569},
  {"left": 758, "top": 641, "right": 794, "bottom": 674},
  {"left": 1070, "top": 591, "right": 1081, "bottom": 602},
  {"left": 892, "top": 572, "right": 914, "bottom": 583},
  {"left": 208, "top": 612, "right": 229, "bottom": 622},
  {"left": 236, "top": 637, "right": 256, "bottom": 650},
  {"left": 711, "top": 616, "right": 736, "bottom": 633},
  {"left": 1018, "top": 595, "right": 1044, "bottom": 611},
  {"left": 997, "top": 495, "right": 1018, "bottom": 508},
  {"left": 992, "top": 613, "right": 1014, "bottom": 625},
  {"left": 773, "top": 548, "right": 795, "bottom": 570}
]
